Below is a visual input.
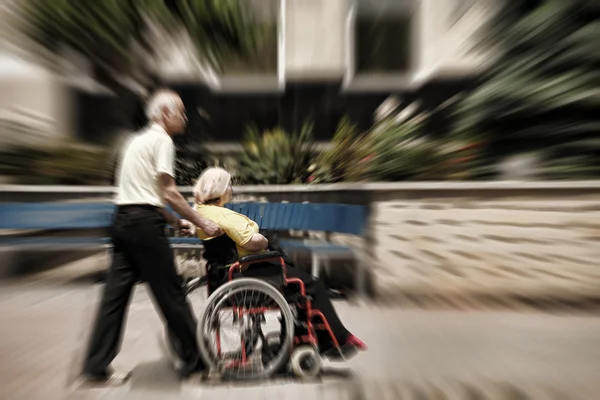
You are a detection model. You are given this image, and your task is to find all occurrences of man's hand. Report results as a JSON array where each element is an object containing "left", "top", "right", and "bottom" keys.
[
  {"left": 198, "top": 219, "right": 223, "bottom": 238},
  {"left": 159, "top": 173, "right": 223, "bottom": 237},
  {"left": 178, "top": 219, "right": 196, "bottom": 236}
]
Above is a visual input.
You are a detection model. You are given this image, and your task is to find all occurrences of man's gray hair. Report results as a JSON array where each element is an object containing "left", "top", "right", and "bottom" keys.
[{"left": 145, "top": 90, "right": 180, "bottom": 121}]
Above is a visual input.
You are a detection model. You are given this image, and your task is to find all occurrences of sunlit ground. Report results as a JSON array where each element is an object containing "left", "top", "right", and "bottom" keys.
[{"left": 1, "top": 268, "right": 599, "bottom": 400}]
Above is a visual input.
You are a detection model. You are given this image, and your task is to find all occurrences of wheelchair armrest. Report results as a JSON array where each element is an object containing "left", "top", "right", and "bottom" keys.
[{"left": 238, "top": 251, "right": 282, "bottom": 264}]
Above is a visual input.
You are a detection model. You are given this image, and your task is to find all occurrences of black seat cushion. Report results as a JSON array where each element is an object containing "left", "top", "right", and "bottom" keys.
[
  {"left": 239, "top": 251, "right": 282, "bottom": 264},
  {"left": 232, "top": 261, "right": 286, "bottom": 293}
]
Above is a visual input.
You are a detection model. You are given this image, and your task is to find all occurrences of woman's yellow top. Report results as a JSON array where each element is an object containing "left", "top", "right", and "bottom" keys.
[{"left": 194, "top": 204, "right": 263, "bottom": 258}]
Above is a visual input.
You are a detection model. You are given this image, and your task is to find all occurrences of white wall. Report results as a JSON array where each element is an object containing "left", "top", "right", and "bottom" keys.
[
  {"left": 415, "top": 0, "right": 501, "bottom": 80},
  {"left": 0, "top": 53, "right": 73, "bottom": 146},
  {"left": 284, "top": 0, "right": 348, "bottom": 80},
  {"left": 0, "top": 1, "right": 73, "bottom": 145}
]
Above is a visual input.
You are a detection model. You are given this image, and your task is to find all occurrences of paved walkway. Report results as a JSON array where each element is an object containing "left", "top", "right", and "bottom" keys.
[{"left": 1, "top": 282, "right": 600, "bottom": 400}]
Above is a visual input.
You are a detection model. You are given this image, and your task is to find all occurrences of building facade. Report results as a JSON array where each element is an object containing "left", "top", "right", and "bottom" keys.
[
  {"left": 0, "top": 0, "right": 500, "bottom": 146},
  {"left": 158, "top": 0, "right": 499, "bottom": 147}
]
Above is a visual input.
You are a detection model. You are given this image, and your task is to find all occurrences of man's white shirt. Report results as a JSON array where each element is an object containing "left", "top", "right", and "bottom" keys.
[{"left": 114, "top": 123, "right": 175, "bottom": 207}]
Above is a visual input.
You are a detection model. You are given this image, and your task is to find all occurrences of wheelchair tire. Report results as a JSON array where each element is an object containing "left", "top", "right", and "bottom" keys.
[
  {"left": 197, "top": 278, "right": 295, "bottom": 380},
  {"left": 184, "top": 275, "right": 207, "bottom": 296},
  {"left": 290, "top": 345, "right": 322, "bottom": 379}
]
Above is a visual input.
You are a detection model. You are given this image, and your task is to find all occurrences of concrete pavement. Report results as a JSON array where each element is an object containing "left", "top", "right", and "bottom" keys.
[{"left": 1, "top": 282, "right": 599, "bottom": 400}]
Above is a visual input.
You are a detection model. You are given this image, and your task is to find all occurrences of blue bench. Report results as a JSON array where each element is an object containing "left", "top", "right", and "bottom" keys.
[
  {"left": 227, "top": 202, "right": 368, "bottom": 295},
  {"left": 0, "top": 201, "right": 369, "bottom": 296},
  {"left": 0, "top": 202, "right": 203, "bottom": 250}
]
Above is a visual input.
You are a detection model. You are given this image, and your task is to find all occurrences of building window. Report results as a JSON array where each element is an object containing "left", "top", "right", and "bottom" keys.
[
  {"left": 344, "top": 0, "right": 417, "bottom": 90},
  {"left": 355, "top": 15, "right": 412, "bottom": 74}
]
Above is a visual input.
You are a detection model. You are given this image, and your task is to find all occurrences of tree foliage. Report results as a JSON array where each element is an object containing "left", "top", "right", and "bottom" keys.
[
  {"left": 454, "top": 0, "right": 600, "bottom": 179},
  {"left": 9, "top": 0, "right": 276, "bottom": 91}
]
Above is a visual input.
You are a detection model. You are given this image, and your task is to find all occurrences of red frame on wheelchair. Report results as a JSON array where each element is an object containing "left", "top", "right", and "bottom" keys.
[{"left": 209, "top": 251, "right": 340, "bottom": 366}]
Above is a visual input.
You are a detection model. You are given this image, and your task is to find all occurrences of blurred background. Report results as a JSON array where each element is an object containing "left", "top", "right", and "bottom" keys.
[
  {"left": 0, "top": 0, "right": 600, "bottom": 399},
  {"left": 0, "top": 0, "right": 598, "bottom": 186}
]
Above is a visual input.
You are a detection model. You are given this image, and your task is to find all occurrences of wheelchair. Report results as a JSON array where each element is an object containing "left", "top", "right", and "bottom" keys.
[{"left": 183, "top": 251, "right": 343, "bottom": 381}]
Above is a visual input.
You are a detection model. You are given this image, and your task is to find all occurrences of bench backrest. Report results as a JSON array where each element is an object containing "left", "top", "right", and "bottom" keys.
[
  {"left": 0, "top": 202, "right": 115, "bottom": 230},
  {"left": 0, "top": 201, "right": 368, "bottom": 236},
  {"left": 227, "top": 202, "right": 367, "bottom": 236}
]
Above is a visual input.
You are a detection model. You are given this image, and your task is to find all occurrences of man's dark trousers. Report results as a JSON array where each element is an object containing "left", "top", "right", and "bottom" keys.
[{"left": 82, "top": 206, "right": 204, "bottom": 378}]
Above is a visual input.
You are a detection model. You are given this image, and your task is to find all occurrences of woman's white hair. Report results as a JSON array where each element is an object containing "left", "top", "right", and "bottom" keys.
[
  {"left": 145, "top": 90, "right": 181, "bottom": 122},
  {"left": 193, "top": 167, "right": 232, "bottom": 204}
]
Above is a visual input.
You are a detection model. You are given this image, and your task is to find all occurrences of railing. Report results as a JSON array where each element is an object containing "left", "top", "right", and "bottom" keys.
[{"left": 2, "top": 181, "right": 600, "bottom": 203}]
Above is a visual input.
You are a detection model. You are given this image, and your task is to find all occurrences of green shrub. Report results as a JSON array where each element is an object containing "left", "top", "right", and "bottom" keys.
[
  {"left": 0, "top": 141, "right": 111, "bottom": 185},
  {"left": 348, "top": 113, "right": 447, "bottom": 181},
  {"left": 311, "top": 116, "right": 373, "bottom": 183},
  {"left": 236, "top": 122, "right": 315, "bottom": 184}
]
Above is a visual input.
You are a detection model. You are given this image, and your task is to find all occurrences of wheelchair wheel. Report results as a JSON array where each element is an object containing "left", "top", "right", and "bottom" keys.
[
  {"left": 184, "top": 275, "right": 262, "bottom": 368},
  {"left": 198, "top": 278, "right": 294, "bottom": 380},
  {"left": 290, "top": 345, "right": 322, "bottom": 379}
]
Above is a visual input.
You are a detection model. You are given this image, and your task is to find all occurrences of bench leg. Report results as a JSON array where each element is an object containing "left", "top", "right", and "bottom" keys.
[
  {"left": 355, "top": 260, "right": 367, "bottom": 304},
  {"left": 311, "top": 253, "right": 320, "bottom": 280},
  {"left": 323, "top": 258, "right": 331, "bottom": 276},
  {"left": 344, "top": 252, "right": 368, "bottom": 306},
  {"left": 105, "top": 246, "right": 113, "bottom": 271}
]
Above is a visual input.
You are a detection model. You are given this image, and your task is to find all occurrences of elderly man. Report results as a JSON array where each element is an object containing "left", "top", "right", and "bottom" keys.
[{"left": 81, "top": 90, "right": 221, "bottom": 385}]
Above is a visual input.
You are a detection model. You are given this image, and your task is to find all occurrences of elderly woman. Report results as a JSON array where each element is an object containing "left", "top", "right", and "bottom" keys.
[{"left": 192, "top": 167, "right": 366, "bottom": 359}]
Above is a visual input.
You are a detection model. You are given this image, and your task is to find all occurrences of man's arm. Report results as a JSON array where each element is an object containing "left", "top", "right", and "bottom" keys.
[
  {"left": 159, "top": 173, "right": 222, "bottom": 237},
  {"left": 155, "top": 207, "right": 182, "bottom": 229},
  {"left": 154, "top": 134, "right": 222, "bottom": 237}
]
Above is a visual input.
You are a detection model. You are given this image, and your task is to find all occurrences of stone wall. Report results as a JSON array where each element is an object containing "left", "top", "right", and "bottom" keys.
[{"left": 368, "top": 189, "right": 600, "bottom": 303}]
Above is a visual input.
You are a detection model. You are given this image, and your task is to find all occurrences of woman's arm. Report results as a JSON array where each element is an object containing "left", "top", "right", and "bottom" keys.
[
  {"left": 221, "top": 213, "right": 268, "bottom": 253},
  {"left": 241, "top": 233, "right": 269, "bottom": 252}
]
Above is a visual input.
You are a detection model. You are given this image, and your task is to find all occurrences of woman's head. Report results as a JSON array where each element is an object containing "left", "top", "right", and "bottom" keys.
[{"left": 193, "top": 167, "right": 233, "bottom": 206}]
